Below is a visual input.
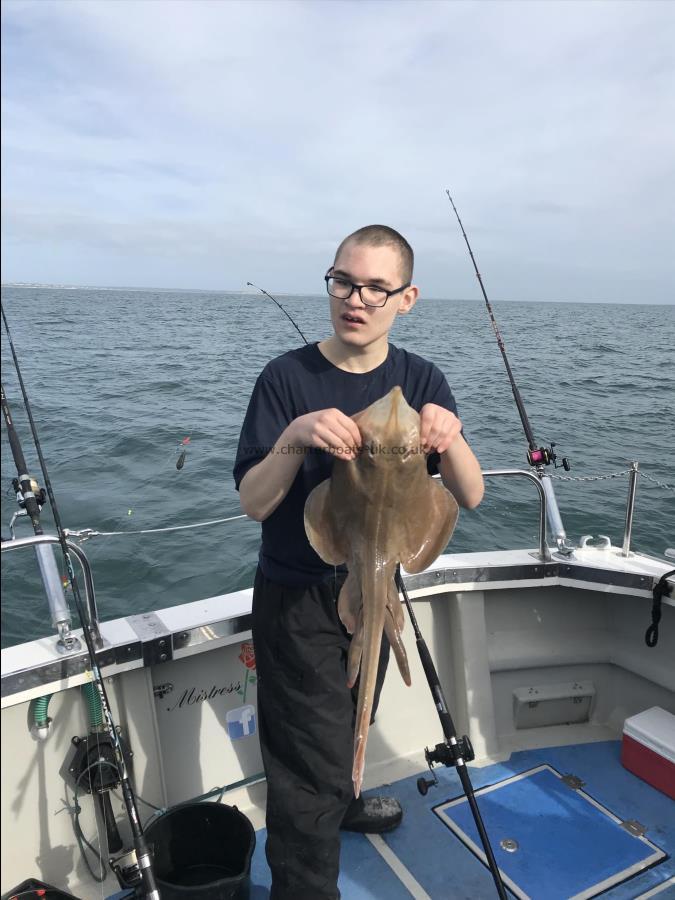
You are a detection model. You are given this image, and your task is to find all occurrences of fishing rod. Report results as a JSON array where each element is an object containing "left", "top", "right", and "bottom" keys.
[
  {"left": 396, "top": 568, "right": 508, "bottom": 899},
  {"left": 246, "top": 281, "right": 309, "bottom": 345},
  {"left": 445, "top": 190, "right": 573, "bottom": 553},
  {"left": 1, "top": 303, "right": 160, "bottom": 900},
  {"left": 254, "top": 281, "right": 508, "bottom": 898},
  {"left": 0, "top": 382, "right": 79, "bottom": 650}
]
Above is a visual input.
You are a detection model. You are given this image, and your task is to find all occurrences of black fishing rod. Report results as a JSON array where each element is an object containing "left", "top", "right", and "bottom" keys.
[
  {"left": 445, "top": 190, "right": 572, "bottom": 551},
  {"left": 396, "top": 569, "right": 508, "bottom": 899},
  {"left": 446, "top": 190, "right": 568, "bottom": 464},
  {"left": 1, "top": 303, "right": 160, "bottom": 900},
  {"left": 254, "top": 280, "right": 508, "bottom": 898},
  {"left": 1, "top": 385, "right": 44, "bottom": 533},
  {"left": 246, "top": 281, "right": 309, "bottom": 345},
  {"left": 1, "top": 383, "right": 78, "bottom": 646}
]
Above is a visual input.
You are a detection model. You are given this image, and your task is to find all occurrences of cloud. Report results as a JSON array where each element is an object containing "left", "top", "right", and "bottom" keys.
[{"left": 2, "top": 0, "right": 674, "bottom": 300}]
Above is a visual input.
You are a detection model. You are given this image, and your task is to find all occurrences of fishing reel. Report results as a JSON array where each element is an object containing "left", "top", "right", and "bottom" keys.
[
  {"left": 416, "top": 734, "right": 475, "bottom": 795},
  {"left": 527, "top": 443, "right": 570, "bottom": 471},
  {"left": 69, "top": 729, "right": 133, "bottom": 856},
  {"left": 7, "top": 477, "right": 48, "bottom": 539},
  {"left": 12, "top": 476, "right": 47, "bottom": 509},
  {"left": 69, "top": 730, "right": 131, "bottom": 794},
  {"left": 110, "top": 847, "right": 144, "bottom": 893}
]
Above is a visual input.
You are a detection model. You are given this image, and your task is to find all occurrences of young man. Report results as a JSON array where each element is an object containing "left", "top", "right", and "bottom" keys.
[{"left": 234, "top": 226, "right": 483, "bottom": 900}]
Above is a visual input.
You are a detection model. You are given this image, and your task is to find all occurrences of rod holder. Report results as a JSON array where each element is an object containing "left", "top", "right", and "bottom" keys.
[{"left": 1, "top": 534, "right": 102, "bottom": 646}]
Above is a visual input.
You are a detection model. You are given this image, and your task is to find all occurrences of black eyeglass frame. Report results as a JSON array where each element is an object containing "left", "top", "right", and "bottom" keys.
[{"left": 324, "top": 267, "right": 411, "bottom": 308}]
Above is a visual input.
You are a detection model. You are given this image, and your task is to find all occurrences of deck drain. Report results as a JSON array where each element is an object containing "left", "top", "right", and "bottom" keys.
[{"left": 500, "top": 838, "right": 519, "bottom": 853}]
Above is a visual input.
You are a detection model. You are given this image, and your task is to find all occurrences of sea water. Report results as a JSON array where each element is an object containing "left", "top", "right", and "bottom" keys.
[{"left": 1, "top": 287, "right": 673, "bottom": 648}]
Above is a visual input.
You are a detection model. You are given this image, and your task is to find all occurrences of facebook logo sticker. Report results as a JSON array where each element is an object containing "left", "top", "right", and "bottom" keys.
[{"left": 226, "top": 704, "right": 256, "bottom": 740}]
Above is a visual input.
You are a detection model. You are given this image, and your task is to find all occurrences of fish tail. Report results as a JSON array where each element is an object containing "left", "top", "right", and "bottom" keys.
[{"left": 352, "top": 565, "right": 387, "bottom": 797}]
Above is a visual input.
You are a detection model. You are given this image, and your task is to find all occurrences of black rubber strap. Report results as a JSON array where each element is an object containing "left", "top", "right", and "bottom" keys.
[{"left": 645, "top": 568, "right": 675, "bottom": 648}]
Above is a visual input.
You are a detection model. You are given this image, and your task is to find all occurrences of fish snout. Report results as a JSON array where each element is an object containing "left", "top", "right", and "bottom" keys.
[
  {"left": 354, "top": 389, "right": 421, "bottom": 463},
  {"left": 389, "top": 386, "right": 417, "bottom": 423}
]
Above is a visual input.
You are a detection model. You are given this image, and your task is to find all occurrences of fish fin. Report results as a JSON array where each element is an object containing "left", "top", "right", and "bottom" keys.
[
  {"left": 352, "top": 571, "right": 387, "bottom": 799},
  {"left": 337, "top": 570, "right": 361, "bottom": 634},
  {"left": 304, "top": 480, "right": 347, "bottom": 565},
  {"left": 399, "top": 480, "right": 460, "bottom": 574},
  {"left": 385, "top": 580, "right": 411, "bottom": 686},
  {"left": 346, "top": 608, "right": 364, "bottom": 689}
]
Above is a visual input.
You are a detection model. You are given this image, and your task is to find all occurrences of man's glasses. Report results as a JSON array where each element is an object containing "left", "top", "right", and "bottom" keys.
[{"left": 325, "top": 268, "right": 411, "bottom": 308}]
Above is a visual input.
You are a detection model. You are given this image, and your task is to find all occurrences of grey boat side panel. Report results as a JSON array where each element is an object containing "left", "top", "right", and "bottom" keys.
[
  {"left": 2, "top": 552, "right": 671, "bottom": 704},
  {"left": 2, "top": 574, "right": 674, "bottom": 898},
  {"left": 172, "top": 614, "right": 253, "bottom": 655},
  {"left": 560, "top": 564, "right": 657, "bottom": 592},
  {"left": 151, "top": 637, "right": 265, "bottom": 807},
  {"left": 485, "top": 587, "right": 675, "bottom": 693},
  {"left": 405, "top": 563, "right": 556, "bottom": 592},
  {"left": 0, "top": 641, "right": 142, "bottom": 700}
]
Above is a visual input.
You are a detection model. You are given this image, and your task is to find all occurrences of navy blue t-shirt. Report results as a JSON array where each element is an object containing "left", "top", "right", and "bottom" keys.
[{"left": 233, "top": 342, "right": 459, "bottom": 587}]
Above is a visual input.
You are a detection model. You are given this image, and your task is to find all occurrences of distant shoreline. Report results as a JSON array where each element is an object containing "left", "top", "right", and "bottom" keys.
[{"left": 1, "top": 283, "right": 673, "bottom": 305}]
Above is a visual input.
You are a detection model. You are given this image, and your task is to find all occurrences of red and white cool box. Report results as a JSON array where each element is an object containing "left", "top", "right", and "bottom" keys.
[{"left": 621, "top": 706, "right": 675, "bottom": 800}]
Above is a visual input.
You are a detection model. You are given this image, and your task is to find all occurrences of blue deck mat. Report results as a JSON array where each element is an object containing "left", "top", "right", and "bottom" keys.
[
  {"left": 379, "top": 741, "right": 674, "bottom": 900},
  {"left": 435, "top": 764, "right": 664, "bottom": 899},
  {"left": 250, "top": 828, "right": 414, "bottom": 899},
  {"left": 109, "top": 740, "right": 674, "bottom": 899}
]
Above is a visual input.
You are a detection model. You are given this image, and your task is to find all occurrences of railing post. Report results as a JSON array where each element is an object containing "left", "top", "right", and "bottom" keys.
[{"left": 622, "top": 461, "right": 639, "bottom": 557}]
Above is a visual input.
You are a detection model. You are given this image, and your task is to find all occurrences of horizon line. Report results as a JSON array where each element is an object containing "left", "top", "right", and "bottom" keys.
[{"left": 1, "top": 282, "right": 673, "bottom": 306}]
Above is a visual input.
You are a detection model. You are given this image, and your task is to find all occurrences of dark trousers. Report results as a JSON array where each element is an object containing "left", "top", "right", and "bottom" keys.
[{"left": 251, "top": 567, "right": 390, "bottom": 900}]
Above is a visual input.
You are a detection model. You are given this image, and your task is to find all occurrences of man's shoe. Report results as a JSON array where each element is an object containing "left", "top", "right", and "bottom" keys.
[{"left": 340, "top": 796, "right": 403, "bottom": 834}]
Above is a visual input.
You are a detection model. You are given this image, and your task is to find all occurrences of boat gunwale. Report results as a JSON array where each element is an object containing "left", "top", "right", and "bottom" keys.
[{"left": 2, "top": 547, "right": 672, "bottom": 707}]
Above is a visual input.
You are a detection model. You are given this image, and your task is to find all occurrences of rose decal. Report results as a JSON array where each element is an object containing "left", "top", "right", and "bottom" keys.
[
  {"left": 237, "top": 641, "right": 257, "bottom": 702},
  {"left": 239, "top": 641, "right": 256, "bottom": 671}
]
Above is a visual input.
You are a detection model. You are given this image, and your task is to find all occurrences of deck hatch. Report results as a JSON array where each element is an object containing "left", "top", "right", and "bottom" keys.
[{"left": 433, "top": 764, "right": 666, "bottom": 900}]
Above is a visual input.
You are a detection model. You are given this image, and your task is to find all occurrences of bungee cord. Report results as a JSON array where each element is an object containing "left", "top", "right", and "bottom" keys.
[
  {"left": 63, "top": 466, "right": 673, "bottom": 544},
  {"left": 66, "top": 512, "right": 248, "bottom": 542}
]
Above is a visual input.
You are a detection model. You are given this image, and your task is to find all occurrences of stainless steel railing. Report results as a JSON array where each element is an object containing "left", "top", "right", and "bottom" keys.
[
  {"left": 1, "top": 534, "right": 101, "bottom": 645},
  {"left": 433, "top": 468, "right": 551, "bottom": 562},
  {"left": 482, "top": 469, "right": 551, "bottom": 562}
]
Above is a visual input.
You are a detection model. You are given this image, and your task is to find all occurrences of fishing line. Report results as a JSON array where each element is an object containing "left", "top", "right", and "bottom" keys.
[
  {"left": 1, "top": 302, "right": 160, "bottom": 900},
  {"left": 247, "top": 281, "right": 309, "bottom": 344}
]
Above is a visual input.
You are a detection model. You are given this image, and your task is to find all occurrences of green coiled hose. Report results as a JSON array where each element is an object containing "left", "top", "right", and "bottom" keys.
[
  {"left": 31, "top": 693, "right": 53, "bottom": 728},
  {"left": 82, "top": 681, "right": 103, "bottom": 728}
]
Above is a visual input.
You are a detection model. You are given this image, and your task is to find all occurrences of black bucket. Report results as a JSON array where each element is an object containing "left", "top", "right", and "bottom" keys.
[{"left": 144, "top": 802, "right": 256, "bottom": 899}]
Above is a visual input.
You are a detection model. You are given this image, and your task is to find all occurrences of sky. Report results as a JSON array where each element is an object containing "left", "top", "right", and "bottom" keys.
[{"left": 1, "top": 0, "right": 674, "bottom": 302}]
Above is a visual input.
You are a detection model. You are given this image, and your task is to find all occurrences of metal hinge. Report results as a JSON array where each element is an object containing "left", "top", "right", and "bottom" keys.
[
  {"left": 561, "top": 774, "right": 585, "bottom": 790},
  {"left": 621, "top": 819, "right": 646, "bottom": 837}
]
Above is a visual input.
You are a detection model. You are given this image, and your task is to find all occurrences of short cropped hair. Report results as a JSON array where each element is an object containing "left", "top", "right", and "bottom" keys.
[{"left": 334, "top": 225, "right": 414, "bottom": 283}]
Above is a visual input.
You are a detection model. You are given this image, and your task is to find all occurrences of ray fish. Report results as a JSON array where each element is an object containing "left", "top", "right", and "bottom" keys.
[{"left": 304, "top": 386, "right": 459, "bottom": 796}]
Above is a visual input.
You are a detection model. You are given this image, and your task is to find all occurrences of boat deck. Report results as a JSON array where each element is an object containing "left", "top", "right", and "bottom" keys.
[
  {"left": 5, "top": 549, "right": 671, "bottom": 900},
  {"left": 246, "top": 741, "right": 674, "bottom": 899}
]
